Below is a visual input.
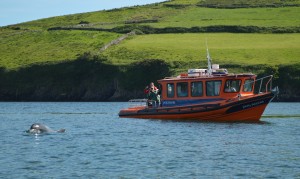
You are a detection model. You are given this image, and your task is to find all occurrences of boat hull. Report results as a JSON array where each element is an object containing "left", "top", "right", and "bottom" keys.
[{"left": 119, "top": 93, "right": 274, "bottom": 122}]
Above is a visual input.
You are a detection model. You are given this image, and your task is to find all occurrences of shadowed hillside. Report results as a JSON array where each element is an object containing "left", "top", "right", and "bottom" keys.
[{"left": 0, "top": 54, "right": 171, "bottom": 101}]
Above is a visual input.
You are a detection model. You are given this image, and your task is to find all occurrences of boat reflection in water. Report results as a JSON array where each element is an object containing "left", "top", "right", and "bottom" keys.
[{"left": 119, "top": 50, "right": 279, "bottom": 122}]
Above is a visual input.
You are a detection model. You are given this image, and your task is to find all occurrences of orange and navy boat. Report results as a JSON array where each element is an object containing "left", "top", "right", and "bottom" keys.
[{"left": 119, "top": 49, "right": 279, "bottom": 122}]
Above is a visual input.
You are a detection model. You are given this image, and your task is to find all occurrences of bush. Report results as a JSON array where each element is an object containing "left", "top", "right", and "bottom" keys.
[
  {"left": 78, "top": 21, "right": 90, "bottom": 24},
  {"left": 109, "top": 25, "right": 300, "bottom": 34},
  {"left": 121, "top": 59, "right": 171, "bottom": 90},
  {"left": 276, "top": 64, "right": 300, "bottom": 101}
]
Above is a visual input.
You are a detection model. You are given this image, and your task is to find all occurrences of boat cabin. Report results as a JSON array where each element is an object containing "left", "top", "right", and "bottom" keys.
[{"left": 157, "top": 68, "right": 256, "bottom": 107}]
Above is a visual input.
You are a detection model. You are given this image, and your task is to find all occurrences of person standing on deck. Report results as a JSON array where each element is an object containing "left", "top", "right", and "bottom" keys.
[
  {"left": 144, "top": 82, "right": 158, "bottom": 94},
  {"left": 144, "top": 82, "right": 160, "bottom": 107}
]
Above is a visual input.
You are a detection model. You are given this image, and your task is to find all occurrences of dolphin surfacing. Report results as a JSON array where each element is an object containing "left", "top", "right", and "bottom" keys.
[{"left": 26, "top": 123, "right": 65, "bottom": 134}]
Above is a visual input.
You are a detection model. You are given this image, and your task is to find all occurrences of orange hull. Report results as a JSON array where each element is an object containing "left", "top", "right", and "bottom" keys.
[{"left": 119, "top": 93, "right": 274, "bottom": 122}]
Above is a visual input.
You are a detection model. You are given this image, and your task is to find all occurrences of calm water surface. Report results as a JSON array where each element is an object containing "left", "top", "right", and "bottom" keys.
[{"left": 0, "top": 102, "right": 299, "bottom": 178}]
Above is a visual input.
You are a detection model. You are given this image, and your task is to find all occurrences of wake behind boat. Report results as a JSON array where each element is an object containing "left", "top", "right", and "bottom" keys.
[{"left": 119, "top": 48, "right": 279, "bottom": 122}]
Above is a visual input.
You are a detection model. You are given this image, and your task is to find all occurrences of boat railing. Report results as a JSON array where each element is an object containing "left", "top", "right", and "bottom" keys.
[
  {"left": 128, "top": 99, "right": 161, "bottom": 108},
  {"left": 146, "top": 100, "right": 160, "bottom": 108},
  {"left": 128, "top": 99, "right": 148, "bottom": 107},
  {"left": 244, "top": 75, "right": 273, "bottom": 94}
]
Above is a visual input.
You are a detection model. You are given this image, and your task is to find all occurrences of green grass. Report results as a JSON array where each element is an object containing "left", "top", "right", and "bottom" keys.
[
  {"left": 0, "top": 29, "right": 120, "bottom": 69},
  {"left": 197, "top": 0, "right": 300, "bottom": 7},
  {"left": 104, "top": 33, "right": 300, "bottom": 68},
  {"left": 151, "top": 7, "right": 300, "bottom": 28},
  {"left": 15, "top": 4, "right": 174, "bottom": 30},
  {"left": 167, "top": 0, "right": 300, "bottom": 6},
  {"left": 13, "top": 2, "right": 300, "bottom": 30},
  {"left": 1, "top": 0, "right": 300, "bottom": 70}
]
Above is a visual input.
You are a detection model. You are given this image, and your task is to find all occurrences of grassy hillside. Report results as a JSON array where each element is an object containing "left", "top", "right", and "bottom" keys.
[
  {"left": 10, "top": 0, "right": 300, "bottom": 30},
  {"left": 0, "top": 29, "right": 119, "bottom": 69},
  {"left": 1, "top": 1, "right": 299, "bottom": 69},
  {"left": 104, "top": 33, "right": 300, "bottom": 69},
  {"left": 0, "top": 0, "right": 300, "bottom": 101},
  {"left": 152, "top": 7, "right": 300, "bottom": 28}
]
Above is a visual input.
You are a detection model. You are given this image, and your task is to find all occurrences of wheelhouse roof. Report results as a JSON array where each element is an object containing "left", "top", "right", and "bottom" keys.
[{"left": 158, "top": 73, "right": 256, "bottom": 83}]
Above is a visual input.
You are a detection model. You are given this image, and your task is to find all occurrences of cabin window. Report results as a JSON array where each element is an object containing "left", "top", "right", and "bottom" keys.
[
  {"left": 191, "top": 81, "right": 203, "bottom": 97},
  {"left": 244, "top": 79, "right": 254, "bottom": 92},
  {"left": 177, "top": 82, "right": 188, "bottom": 97},
  {"left": 224, "top": 80, "right": 241, "bottom": 93},
  {"left": 167, "top": 83, "right": 175, "bottom": 98},
  {"left": 206, "top": 80, "right": 222, "bottom": 96}
]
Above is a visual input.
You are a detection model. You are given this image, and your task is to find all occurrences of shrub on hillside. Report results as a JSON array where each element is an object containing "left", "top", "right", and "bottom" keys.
[{"left": 121, "top": 59, "right": 171, "bottom": 91}]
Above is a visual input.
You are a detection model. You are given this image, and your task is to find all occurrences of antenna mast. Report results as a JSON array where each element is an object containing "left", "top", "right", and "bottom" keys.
[{"left": 206, "top": 40, "right": 212, "bottom": 75}]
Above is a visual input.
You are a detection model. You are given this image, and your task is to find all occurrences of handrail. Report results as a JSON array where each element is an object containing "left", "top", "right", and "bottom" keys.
[
  {"left": 128, "top": 99, "right": 159, "bottom": 108},
  {"left": 128, "top": 99, "right": 148, "bottom": 107},
  {"left": 243, "top": 75, "right": 273, "bottom": 93},
  {"left": 129, "top": 99, "right": 148, "bottom": 102},
  {"left": 146, "top": 100, "right": 160, "bottom": 108},
  {"left": 265, "top": 75, "right": 273, "bottom": 93}
]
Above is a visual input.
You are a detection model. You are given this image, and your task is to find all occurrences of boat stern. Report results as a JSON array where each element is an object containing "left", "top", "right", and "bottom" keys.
[{"left": 118, "top": 106, "right": 146, "bottom": 117}]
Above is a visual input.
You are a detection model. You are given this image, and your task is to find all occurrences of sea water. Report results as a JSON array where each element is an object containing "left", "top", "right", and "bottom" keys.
[{"left": 0, "top": 102, "right": 299, "bottom": 178}]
